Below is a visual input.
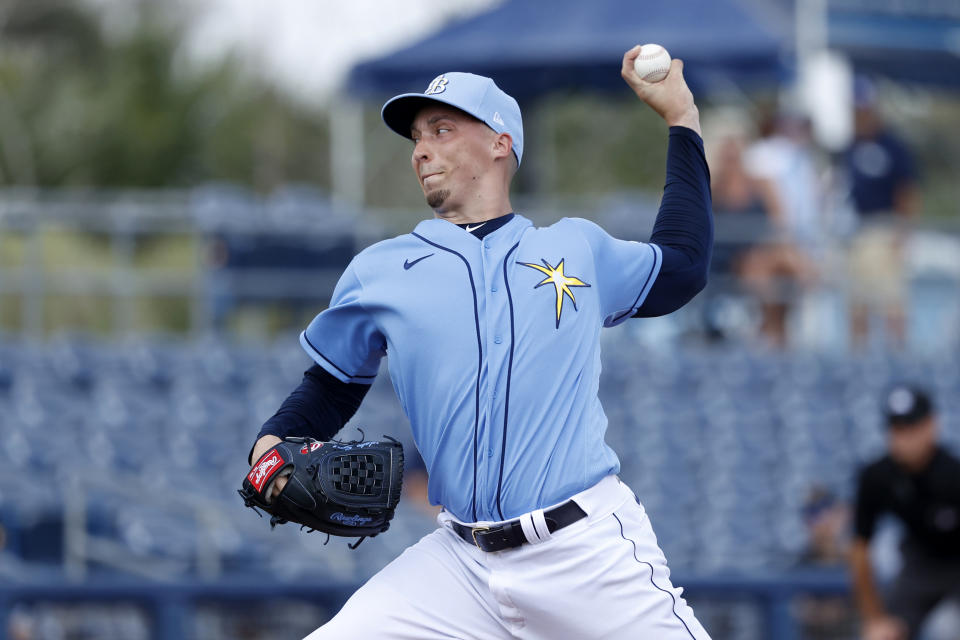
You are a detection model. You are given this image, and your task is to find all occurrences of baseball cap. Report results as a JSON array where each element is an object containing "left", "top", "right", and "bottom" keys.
[
  {"left": 884, "top": 384, "right": 934, "bottom": 427},
  {"left": 381, "top": 72, "right": 524, "bottom": 166}
]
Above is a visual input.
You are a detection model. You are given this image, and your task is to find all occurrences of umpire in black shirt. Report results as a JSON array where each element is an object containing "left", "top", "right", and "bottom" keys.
[{"left": 850, "top": 384, "right": 960, "bottom": 640}]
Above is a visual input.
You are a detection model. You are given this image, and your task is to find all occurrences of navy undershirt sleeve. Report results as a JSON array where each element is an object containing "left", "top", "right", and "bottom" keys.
[
  {"left": 249, "top": 364, "right": 370, "bottom": 464},
  {"left": 634, "top": 126, "right": 713, "bottom": 318}
]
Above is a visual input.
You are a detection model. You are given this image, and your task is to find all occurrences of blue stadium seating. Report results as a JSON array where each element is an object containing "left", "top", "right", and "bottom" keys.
[{"left": 1, "top": 333, "right": 957, "bottom": 583}]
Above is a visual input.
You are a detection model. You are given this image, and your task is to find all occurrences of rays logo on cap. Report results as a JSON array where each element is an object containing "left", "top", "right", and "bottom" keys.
[{"left": 425, "top": 75, "right": 449, "bottom": 95}]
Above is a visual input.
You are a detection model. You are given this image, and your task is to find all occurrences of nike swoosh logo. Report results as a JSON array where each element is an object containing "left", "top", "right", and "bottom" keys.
[
  {"left": 403, "top": 253, "right": 434, "bottom": 270},
  {"left": 464, "top": 222, "right": 486, "bottom": 233}
]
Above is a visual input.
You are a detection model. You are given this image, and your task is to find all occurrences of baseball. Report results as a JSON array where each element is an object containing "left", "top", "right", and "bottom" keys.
[{"left": 633, "top": 44, "right": 671, "bottom": 83}]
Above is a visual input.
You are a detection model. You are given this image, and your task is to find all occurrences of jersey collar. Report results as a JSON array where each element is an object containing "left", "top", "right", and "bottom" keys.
[
  {"left": 456, "top": 213, "right": 515, "bottom": 239},
  {"left": 412, "top": 214, "right": 531, "bottom": 250}
]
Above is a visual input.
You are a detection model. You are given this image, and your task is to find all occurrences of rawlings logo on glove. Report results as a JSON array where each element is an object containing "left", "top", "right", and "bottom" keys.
[
  {"left": 330, "top": 512, "right": 375, "bottom": 526},
  {"left": 239, "top": 435, "right": 404, "bottom": 547},
  {"left": 247, "top": 449, "right": 285, "bottom": 492}
]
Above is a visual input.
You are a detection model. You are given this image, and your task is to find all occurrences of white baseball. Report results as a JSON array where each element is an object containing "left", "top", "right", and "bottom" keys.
[{"left": 632, "top": 44, "right": 671, "bottom": 83}]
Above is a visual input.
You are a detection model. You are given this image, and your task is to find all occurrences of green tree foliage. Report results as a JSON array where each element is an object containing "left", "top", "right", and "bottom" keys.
[
  {"left": 0, "top": 0, "right": 329, "bottom": 190},
  {"left": 545, "top": 93, "right": 669, "bottom": 194}
]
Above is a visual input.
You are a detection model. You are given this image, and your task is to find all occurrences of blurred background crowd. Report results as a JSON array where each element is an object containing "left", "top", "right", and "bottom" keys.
[{"left": 0, "top": 0, "right": 959, "bottom": 639}]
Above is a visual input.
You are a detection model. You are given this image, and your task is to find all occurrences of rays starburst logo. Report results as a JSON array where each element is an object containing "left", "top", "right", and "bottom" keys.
[{"left": 518, "top": 258, "right": 591, "bottom": 328}]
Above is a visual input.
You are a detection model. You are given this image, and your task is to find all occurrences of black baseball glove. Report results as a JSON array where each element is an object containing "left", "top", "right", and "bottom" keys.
[{"left": 239, "top": 435, "right": 403, "bottom": 545}]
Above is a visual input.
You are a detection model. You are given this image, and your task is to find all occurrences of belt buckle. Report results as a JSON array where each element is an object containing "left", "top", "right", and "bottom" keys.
[{"left": 470, "top": 526, "right": 490, "bottom": 548}]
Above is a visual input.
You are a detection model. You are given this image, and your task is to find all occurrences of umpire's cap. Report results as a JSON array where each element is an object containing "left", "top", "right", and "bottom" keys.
[
  {"left": 884, "top": 384, "right": 934, "bottom": 427},
  {"left": 381, "top": 72, "right": 524, "bottom": 165}
]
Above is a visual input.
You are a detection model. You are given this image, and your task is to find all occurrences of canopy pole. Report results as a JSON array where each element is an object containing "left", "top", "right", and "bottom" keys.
[
  {"left": 330, "top": 95, "right": 366, "bottom": 211},
  {"left": 795, "top": 0, "right": 827, "bottom": 66},
  {"left": 795, "top": 0, "right": 853, "bottom": 151}
]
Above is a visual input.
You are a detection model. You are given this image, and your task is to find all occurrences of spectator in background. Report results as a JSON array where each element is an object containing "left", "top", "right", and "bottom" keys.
[
  {"left": 706, "top": 115, "right": 814, "bottom": 347},
  {"left": 800, "top": 486, "right": 850, "bottom": 567},
  {"left": 844, "top": 77, "right": 920, "bottom": 348},
  {"left": 850, "top": 385, "right": 960, "bottom": 640},
  {"left": 746, "top": 109, "right": 827, "bottom": 252},
  {"left": 796, "top": 487, "right": 856, "bottom": 640}
]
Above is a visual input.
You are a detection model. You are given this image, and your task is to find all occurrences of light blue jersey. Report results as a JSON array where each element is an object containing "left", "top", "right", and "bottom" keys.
[{"left": 301, "top": 214, "right": 661, "bottom": 522}]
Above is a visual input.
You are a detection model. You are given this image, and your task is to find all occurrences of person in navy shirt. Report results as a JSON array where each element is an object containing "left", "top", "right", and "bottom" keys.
[{"left": 844, "top": 77, "right": 921, "bottom": 347}]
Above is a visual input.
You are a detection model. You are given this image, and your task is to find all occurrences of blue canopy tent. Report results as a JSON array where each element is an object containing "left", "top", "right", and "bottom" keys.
[
  {"left": 347, "top": 0, "right": 960, "bottom": 98},
  {"left": 347, "top": 0, "right": 794, "bottom": 99}
]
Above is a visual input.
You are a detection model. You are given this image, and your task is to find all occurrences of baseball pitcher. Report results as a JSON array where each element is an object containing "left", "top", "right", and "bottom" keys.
[{"left": 245, "top": 47, "right": 714, "bottom": 639}]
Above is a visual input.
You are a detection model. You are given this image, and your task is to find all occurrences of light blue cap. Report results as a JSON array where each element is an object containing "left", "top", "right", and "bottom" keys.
[{"left": 381, "top": 72, "right": 524, "bottom": 166}]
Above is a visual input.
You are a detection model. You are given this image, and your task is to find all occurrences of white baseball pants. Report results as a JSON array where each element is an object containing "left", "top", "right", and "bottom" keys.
[{"left": 305, "top": 475, "right": 711, "bottom": 639}]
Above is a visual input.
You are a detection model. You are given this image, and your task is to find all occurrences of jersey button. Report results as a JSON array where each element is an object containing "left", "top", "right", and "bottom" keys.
[
  {"left": 494, "top": 336, "right": 502, "bottom": 344},
  {"left": 491, "top": 285, "right": 498, "bottom": 292},
  {"left": 484, "top": 241, "right": 490, "bottom": 249}
]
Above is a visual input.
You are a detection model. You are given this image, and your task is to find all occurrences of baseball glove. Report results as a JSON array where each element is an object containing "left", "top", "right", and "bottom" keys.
[{"left": 239, "top": 435, "right": 403, "bottom": 545}]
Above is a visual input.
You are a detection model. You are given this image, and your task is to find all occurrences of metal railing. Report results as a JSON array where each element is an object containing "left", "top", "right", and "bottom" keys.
[
  {"left": 0, "top": 570, "right": 850, "bottom": 640},
  {"left": 0, "top": 190, "right": 381, "bottom": 336},
  {"left": 62, "top": 471, "right": 229, "bottom": 583},
  {"left": 3, "top": 189, "right": 960, "bottom": 350}
]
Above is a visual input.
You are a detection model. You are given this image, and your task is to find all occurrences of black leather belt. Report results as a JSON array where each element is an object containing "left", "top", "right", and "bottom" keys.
[{"left": 450, "top": 500, "right": 587, "bottom": 552}]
